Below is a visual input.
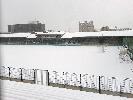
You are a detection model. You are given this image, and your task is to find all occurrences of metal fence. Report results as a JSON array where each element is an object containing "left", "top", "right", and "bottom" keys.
[
  {"left": 0, "top": 66, "right": 36, "bottom": 83},
  {"left": 49, "top": 71, "right": 133, "bottom": 94},
  {"left": 0, "top": 66, "right": 133, "bottom": 96}
]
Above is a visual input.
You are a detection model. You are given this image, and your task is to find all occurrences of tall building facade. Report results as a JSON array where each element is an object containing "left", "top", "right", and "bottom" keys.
[
  {"left": 79, "top": 21, "right": 95, "bottom": 32},
  {"left": 8, "top": 21, "right": 45, "bottom": 33}
]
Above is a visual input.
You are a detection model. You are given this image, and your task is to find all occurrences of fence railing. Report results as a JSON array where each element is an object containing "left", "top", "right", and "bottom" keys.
[
  {"left": 0, "top": 66, "right": 36, "bottom": 83},
  {"left": 49, "top": 71, "right": 133, "bottom": 94},
  {"left": 0, "top": 66, "right": 133, "bottom": 97}
]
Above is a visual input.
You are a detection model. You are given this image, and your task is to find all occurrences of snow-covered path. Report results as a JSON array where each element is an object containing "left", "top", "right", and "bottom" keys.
[{"left": 1, "top": 79, "right": 132, "bottom": 100}]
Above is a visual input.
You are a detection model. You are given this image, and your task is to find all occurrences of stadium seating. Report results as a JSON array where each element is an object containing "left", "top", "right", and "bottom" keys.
[{"left": 0, "top": 79, "right": 132, "bottom": 100}]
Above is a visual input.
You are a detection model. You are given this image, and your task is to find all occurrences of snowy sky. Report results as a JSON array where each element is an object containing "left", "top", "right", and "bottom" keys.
[{"left": 1, "top": 0, "right": 133, "bottom": 32}]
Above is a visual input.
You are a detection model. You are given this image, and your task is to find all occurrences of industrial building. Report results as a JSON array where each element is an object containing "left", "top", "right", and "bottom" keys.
[{"left": 8, "top": 21, "right": 45, "bottom": 33}]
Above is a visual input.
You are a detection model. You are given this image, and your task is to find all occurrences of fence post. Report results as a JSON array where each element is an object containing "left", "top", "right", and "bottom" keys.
[
  {"left": 80, "top": 74, "right": 82, "bottom": 90},
  {"left": 48, "top": 71, "right": 49, "bottom": 85},
  {"left": 8, "top": 67, "right": 11, "bottom": 80},
  {"left": 20, "top": 68, "right": 23, "bottom": 81},
  {"left": 63, "top": 72, "right": 65, "bottom": 88},
  {"left": 33, "top": 69, "right": 36, "bottom": 84},
  {"left": 99, "top": 76, "right": 101, "bottom": 94},
  {"left": 35, "top": 69, "right": 39, "bottom": 84},
  {"left": 46, "top": 70, "right": 49, "bottom": 86},
  {"left": 120, "top": 85, "right": 122, "bottom": 96}
]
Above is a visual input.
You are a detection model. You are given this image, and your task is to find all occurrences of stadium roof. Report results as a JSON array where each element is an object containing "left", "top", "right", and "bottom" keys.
[
  {"left": 0, "top": 30, "right": 133, "bottom": 38},
  {"left": 0, "top": 33, "right": 36, "bottom": 38},
  {"left": 36, "top": 32, "right": 65, "bottom": 35},
  {"left": 62, "top": 30, "right": 133, "bottom": 38}
]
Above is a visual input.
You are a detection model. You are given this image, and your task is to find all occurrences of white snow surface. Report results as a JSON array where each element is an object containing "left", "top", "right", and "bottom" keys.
[
  {"left": 0, "top": 33, "right": 37, "bottom": 38},
  {"left": 1, "top": 45, "right": 133, "bottom": 80},
  {"left": 0, "top": 79, "right": 132, "bottom": 100},
  {"left": 36, "top": 31, "right": 65, "bottom": 35},
  {"left": 0, "top": 30, "right": 133, "bottom": 38},
  {"left": 62, "top": 30, "right": 133, "bottom": 38}
]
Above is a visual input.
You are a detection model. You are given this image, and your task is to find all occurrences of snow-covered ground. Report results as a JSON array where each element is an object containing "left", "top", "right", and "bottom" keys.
[
  {"left": 1, "top": 79, "right": 132, "bottom": 100},
  {"left": 0, "top": 45, "right": 133, "bottom": 79},
  {"left": 0, "top": 45, "right": 133, "bottom": 99}
]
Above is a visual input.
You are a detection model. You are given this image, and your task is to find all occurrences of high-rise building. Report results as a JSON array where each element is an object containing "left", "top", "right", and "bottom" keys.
[
  {"left": 8, "top": 21, "right": 45, "bottom": 33},
  {"left": 79, "top": 21, "right": 95, "bottom": 32}
]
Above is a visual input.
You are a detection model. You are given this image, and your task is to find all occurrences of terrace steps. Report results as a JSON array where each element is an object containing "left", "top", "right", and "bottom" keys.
[{"left": 1, "top": 80, "right": 132, "bottom": 100}]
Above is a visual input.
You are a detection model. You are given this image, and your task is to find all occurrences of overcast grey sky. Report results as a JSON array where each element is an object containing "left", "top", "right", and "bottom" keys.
[{"left": 1, "top": 0, "right": 133, "bottom": 32}]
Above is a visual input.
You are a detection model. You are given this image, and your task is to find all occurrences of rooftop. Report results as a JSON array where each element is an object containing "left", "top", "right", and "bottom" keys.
[{"left": 62, "top": 30, "right": 133, "bottom": 38}]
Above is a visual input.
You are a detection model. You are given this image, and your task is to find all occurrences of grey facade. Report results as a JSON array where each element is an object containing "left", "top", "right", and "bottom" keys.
[
  {"left": 8, "top": 22, "right": 45, "bottom": 33},
  {"left": 101, "top": 26, "right": 132, "bottom": 31},
  {"left": 100, "top": 26, "right": 110, "bottom": 31},
  {"left": 79, "top": 21, "right": 95, "bottom": 32}
]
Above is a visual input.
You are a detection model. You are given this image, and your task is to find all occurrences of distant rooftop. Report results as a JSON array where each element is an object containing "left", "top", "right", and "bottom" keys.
[
  {"left": 0, "top": 30, "right": 133, "bottom": 38},
  {"left": 62, "top": 30, "right": 133, "bottom": 38},
  {"left": 0, "top": 33, "right": 36, "bottom": 38}
]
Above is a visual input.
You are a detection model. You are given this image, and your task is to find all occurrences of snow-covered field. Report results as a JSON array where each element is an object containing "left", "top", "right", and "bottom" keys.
[
  {"left": 1, "top": 79, "right": 132, "bottom": 100},
  {"left": 0, "top": 45, "right": 133, "bottom": 99},
  {"left": 0, "top": 45, "right": 133, "bottom": 79}
]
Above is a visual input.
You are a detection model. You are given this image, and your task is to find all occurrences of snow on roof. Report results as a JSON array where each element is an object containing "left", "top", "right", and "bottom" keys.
[
  {"left": 62, "top": 30, "right": 133, "bottom": 38},
  {"left": 101, "top": 30, "right": 133, "bottom": 36},
  {"left": 0, "top": 30, "right": 133, "bottom": 38},
  {"left": 26, "top": 34, "right": 37, "bottom": 38},
  {"left": 0, "top": 33, "right": 37, "bottom": 38},
  {"left": 49, "top": 32, "right": 65, "bottom": 35},
  {"left": 0, "top": 33, "right": 31, "bottom": 38},
  {"left": 36, "top": 32, "right": 65, "bottom": 35},
  {"left": 62, "top": 32, "right": 101, "bottom": 38},
  {"left": 35, "top": 32, "right": 44, "bottom": 34}
]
